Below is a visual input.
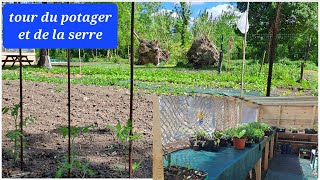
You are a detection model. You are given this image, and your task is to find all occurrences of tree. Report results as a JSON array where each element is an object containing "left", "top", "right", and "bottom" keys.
[
  {"left": 237, "top": 2, "right": 318, "bottom": 63},
  {"left": 174, "top": 2, "right": 192, "bottom": 49}
]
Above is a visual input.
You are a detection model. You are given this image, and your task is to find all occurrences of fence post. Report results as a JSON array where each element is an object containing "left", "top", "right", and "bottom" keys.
[
  {"left": 218, "top": 35, "right": 224, "bottom": 74},
  {"left": 300, "top": 36, "right": 311, "bottom": 81},
  {"left": 266, "top": 2, "right": 282, "bottom": 96}
]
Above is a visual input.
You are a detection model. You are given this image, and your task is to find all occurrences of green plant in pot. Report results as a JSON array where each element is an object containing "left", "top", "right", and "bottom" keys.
[
  {"left": 232, "top": 128, "right": 246, "bottom": 150},
  {"left": 291, "top": 128, "right": 298, "bottom": 133},
  {"left": 252, "top": 128, "right": 264, "bottom": 143},
  {"left": 203, "top": 134, "right": 220, "bottom": 152},
  {"left": 216, "top": 131, "right": 229, "bottom": 147},
  {"left": 260, "top": 123, "right": 272, "bottom": 136},
  {"left": 244, "top": 125, "right": 255, "bottom": 147},
  {"left": 224, "top": 128, "right": 234, "bottom": 146},
  {"left": 192, "top": 135, "right": 200, "bottom": 151}
]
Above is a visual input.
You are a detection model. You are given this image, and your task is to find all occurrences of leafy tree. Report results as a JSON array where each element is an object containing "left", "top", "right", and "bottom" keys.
[{"left": 174, "top": 2, "right": 192, "bottom": 49}]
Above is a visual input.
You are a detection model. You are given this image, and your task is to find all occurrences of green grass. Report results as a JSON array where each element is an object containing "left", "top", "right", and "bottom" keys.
[{"left": 2, "top": 59, "right": 318, "bottom": 96}]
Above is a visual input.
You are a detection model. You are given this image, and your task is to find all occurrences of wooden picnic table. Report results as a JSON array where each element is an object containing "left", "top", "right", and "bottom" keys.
[{"left": 2, "top": 55, "right": 33, "bottom": 67}]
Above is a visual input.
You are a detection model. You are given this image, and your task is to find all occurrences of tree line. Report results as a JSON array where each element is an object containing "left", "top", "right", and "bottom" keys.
[{"left": 37, "top": 2, "right": 318, "bottom": 66}]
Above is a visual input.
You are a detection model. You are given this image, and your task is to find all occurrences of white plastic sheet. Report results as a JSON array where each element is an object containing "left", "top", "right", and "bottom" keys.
[{"left": 236, "top": 10, "right": 249, "bottom": 34}]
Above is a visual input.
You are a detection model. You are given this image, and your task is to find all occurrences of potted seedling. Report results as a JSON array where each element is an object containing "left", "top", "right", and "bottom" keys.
[
  {"left": 189, "top": 132, "right": 197, "bottom": 148},
  {"left": 219, "top": 132, "right": 229, "bottom": 147},
  {"left": 203, "top": 134, "right": 220, "bottom": 152},
  {"left": 277, "top": 127, "right": 286, "bottom": 133},
  {"left": 192, "top": 135, "right": 200, "bottom": 151},
  {"left": 260, "top": 123, "right": 273, "bottom": 136},
  {"left": 244, "top": 125, "right": 255, "bottom": 147},
  {"left": 291, "top": 128, "right": 298, "bottom": 133},
  {"left": 224, "top": 128, "right": 234, "bottom": 146},
  {"left": 213, "top": 130, "right": 225, "bottom": 148},
  {"left": 253, "top": 128, "right": 265, "bottom": 143},
  {"left": 232, "top": 127, "right": 246, "bottom": 150},
  {"left": 305, "top": 128, "right": 317, "bottom": 134}
]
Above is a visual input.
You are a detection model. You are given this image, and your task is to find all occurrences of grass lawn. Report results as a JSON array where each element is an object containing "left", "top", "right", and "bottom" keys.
[{"left": 2, "top": 59, "right": 318, "bottom": 96}]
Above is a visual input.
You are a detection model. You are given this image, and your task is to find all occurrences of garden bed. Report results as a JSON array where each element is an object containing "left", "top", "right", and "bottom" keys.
[{"left": 2, "top": 80, "right": 153, "bottom": 178}]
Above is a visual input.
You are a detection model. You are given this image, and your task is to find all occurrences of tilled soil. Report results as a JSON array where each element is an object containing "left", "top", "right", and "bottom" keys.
[{"left": 2, "top": 80, "right": 153, "bottom": 178}]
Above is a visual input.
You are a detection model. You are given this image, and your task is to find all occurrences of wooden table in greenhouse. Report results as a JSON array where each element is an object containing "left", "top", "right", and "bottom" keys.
[{"left": 162, "top": 132, "right": 275, "bottom": 180}]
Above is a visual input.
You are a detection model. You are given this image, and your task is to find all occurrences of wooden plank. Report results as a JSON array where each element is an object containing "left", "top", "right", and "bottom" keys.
[
  {"left": 243, "top": 96, "right": 317, "bottom": 101},
  {"left": 311, "top": 106, "right": 316, "bottom": 127},
  {"left": 255, "top": 101, "right": 318, "bottom": 106},
  {"left": 260, "top": 119, "right": 278, "bottom": 126},
  {"left": 270, "top": 136, "right": 274, "bottom": 159},
  {"left": 152, "top": 96, "right": 164, "bottom": 180},
  {"left": 260, "top": 106, "right": 280, "bottom": 120},
  {"left": 264, "top": 139, "right": 269, "bottom": 171},
  {"left": 254, "top": 158, "right": 262, "bottom": 180},
  {"left": 281, "top": 106, "right": 314, "bottom": 120},
  {"left": 277, "top": 106, "right": 282, "bottom": 127},
  {"left": 278, "top": 140, "right": 318, "bottom": 144}
]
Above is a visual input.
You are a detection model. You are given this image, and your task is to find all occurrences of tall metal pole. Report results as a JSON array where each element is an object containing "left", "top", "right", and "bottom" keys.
[
  {"left": 129, "top": 2, "right": 134, "bottom": 178},
  {"left": 67, "top": 49, "right": 71, "bottom": 177},
  {"left": 266, "top": 2, "right": 282, "bottom": 96},
  {"left": 19, "top": 48, "right": 23, "bottom": 170}
]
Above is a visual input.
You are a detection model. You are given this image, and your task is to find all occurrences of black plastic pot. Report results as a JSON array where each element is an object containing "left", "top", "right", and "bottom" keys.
[
  {"left": 193, "top": 145, "right": 200, "bottom": 151},
  {"left": 277, "top": 128, "right": 286, "bottom": 133},
  {"left": 292, "top": 130, "right": 298, "bottom": 133},
  {"left": 203, "top": 141, "right": 212, "bottom": 151},
  {"left": 245, "top": 142, "right": 253, "bottom": 147},
  {"left": 227, "top": 138, "right": 233, "bottom": 146},
  {"left": 189, "top": 137, "right": 195, "bottom": 148},
  {"left": 220, "top": 139, "right": 228, "bottom": 147},
  {"left": 264, "top": 130, "right": 273, "bottom": 136},
  {"left": 253, "top": 137, "right": 263, "bottom": 143},
  {"left": 212, "top": 145, "right": 220, "bottom": 152},
  {"left": 305, "top": 128, "right": 317, "bottom": 134}
]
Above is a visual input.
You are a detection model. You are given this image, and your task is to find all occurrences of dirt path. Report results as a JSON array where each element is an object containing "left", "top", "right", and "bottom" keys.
[{"left": 2, "top": 80, "right": 153, "bottom": 178}]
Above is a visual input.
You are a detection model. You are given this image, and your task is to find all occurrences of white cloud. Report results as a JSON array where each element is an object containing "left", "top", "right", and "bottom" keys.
[
  {"left": 152, "top": 9, "right": 179, "bottom": 19},
  {"left": 206, "top": 4, "right": 241, "bottom": 20},
  {"left": 191, "top": 2, "right": 205, "bottom": 6}
]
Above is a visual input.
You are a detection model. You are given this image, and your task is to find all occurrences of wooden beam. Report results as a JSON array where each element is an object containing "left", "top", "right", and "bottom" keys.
[
  {"left": 255, "top": 158, "right": 262, "bottom": 180},
  {"left": 152, "top": 96, "right": 164, "bottom": 180},
  {"left": 270, "top": 136, "right": 274, "bottom": 159},
  {"left": 242, "top": 96, "right": 317, "bottom": 101},
  {"left": 264, "top": 139, "right": 270, "bottom": 171},
  {"left": 254, "top": 101, "right": 318, "bottom": 106},
  {"left": 311, "top": 106, "right": 316, "bottom": 127},
  {"left": 277, "top": 105, "right": 282, "bottom": 127}
]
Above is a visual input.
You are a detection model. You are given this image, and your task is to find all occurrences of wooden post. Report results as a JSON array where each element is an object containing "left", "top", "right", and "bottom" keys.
[
  {"left": 300, "top": 37, "right": 311, "bottom": 81},
  {"left": 266, "top": 2, "right": 282, "bottom": 96},
  {"left": 270, "top": 136, "right": 274, "bottom": 159},
  {"left": 259, "top": 50, "right": 266, "bottom": 74},
  {"left": 240, "top": 3, "right": 249, "bottom": 97},
  {"left": 264, "top": 139, "right": 270, "bottom": 171},
  {"left": 152, "top": 96, "right": 164, "bottom": 180},
  {"left": 310, "top": 106, "right": 316, "bottom": 128},
  {"left": 254, "top": 158, "right": 262, "bottom": 180}
]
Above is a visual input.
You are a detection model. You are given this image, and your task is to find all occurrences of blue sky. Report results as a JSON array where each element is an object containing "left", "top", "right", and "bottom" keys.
[{"left": 161, "top": 2, "right": 238, "bottom": 18}]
